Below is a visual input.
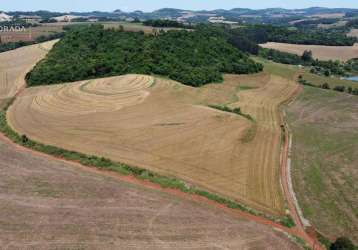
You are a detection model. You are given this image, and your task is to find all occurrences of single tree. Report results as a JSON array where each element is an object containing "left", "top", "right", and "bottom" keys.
[
  {"left": 302, "top": 50, "right": 313, "bottom": 62},
  {"left": 322, "top": 83, "right": 330, "bottom": 89}
]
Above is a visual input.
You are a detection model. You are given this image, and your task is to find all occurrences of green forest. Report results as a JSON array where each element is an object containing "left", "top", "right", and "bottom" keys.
[
  {"left": 26, "top": 25, "right": 262, "bottom": 87},
  {"left": 235, "top": 25, "right": 357, "bottom": 46},
  {"left": 143, "top": 19, "right": 188, "bottom": 28}
]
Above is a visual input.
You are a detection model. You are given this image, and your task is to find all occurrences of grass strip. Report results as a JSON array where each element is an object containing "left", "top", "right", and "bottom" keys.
[
  {"left": 208, "top": 104, "right": 255, "bottom": 121},
  {"left": 0, "top": 100, "right": 294, "bottom": 228}
]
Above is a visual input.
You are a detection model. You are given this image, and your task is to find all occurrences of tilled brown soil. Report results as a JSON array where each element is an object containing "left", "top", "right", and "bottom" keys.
[{"left": 0, "top": 136, "right": 300, "bottom": 250}]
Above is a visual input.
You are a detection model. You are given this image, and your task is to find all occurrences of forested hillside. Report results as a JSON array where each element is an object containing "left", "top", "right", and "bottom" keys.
[
  {"left": 236, "top": 25, "right": 357, "bottom": 46},
  {"left": 26, "top": 25, "right": 262, "bottom": 87}
]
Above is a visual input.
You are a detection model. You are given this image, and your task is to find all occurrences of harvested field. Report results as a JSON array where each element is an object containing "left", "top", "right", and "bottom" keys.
[
  {"left": 0, "top": 134, "right": 301, "bottom": 249},
  {"left": 318, "top": 20, "right": 347, "bottom": 29},
  {"left": 309, "top": 13, "right": 345, "bottom": 18},
  {"left": 286, "top": 86, "right": 358, "bottom": 243},
  {"left": 8, "top": 72, "right": 298, "bottom": 215},
  {"left": 42, "top": 21, "right": 181, "bottom": 34},
  {"left": 0, "top": 25, "right": 63, "bottom": 43},
  {"left": 260, "top": 42, "right": 358, "bottom": 61},
  {"left": 0, "top": 40, "right": 57, "bottom": 105}
]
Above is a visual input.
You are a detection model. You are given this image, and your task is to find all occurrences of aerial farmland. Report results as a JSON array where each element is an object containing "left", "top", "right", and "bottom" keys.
[{"left": 1, "top": 2, "right": 358, "bottom": 250}]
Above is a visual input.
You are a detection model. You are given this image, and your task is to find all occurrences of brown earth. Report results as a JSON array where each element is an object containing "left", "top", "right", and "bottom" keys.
[
  {"left": 260, "top": 42, "right": 358, "bottom": 61},
  {"left": 7, "top": 72, "right": 298, "bottom": 216},
  {"left": 0, "top": 132, "right": 300, "bottom": 250},
  {"left": 0, "top": 40, "right": 57, "bottom": 106}
]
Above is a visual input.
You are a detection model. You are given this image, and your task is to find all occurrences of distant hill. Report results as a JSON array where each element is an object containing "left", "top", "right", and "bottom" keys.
[{"left": 3, "top": 7, "right": 358, "bottom": 24}]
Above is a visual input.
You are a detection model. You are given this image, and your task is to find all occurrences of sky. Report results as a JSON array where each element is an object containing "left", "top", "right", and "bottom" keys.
[{"left": 1, "top": 0, "right": 358, "bottom": 12}]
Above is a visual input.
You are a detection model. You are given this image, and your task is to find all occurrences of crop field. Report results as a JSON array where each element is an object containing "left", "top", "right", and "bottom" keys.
[
  {"left": 103, "top": 22, "right": 183, "bottom": 33},
  {"left": 260, "top": 42, "right": 358, "bottom": 61},
  {"left": 286, "top": 86, "right": 358, "bottom": 243},
  {"left": 0, "top": 40, "right": 57, "bottom": 107},
  {"left": 309, "top": 13, "right": 346, "bottom": 18},
  {"left": 0, "top": 25, "right": 63, "bottom": 43},
  {"left": 7, "top": 71, "right": 298, "bottom": 215},
  {"left": 0, "top": 133, "right": 300, "bottom": 249},
  {"left": 42, "top": 21, "right": 181, "bottom": 34}
]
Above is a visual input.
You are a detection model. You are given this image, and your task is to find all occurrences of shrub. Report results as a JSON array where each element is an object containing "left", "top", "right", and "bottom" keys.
[
  {"left": 333, "top": 86, "right": 346, "bottom": 92},
  {"left": 330, "top": 237, "right": 355, "bottom": 250},
  {"left": 321, "top": 83, "right": 330, "bottom": 89},
  {"left": 21, "top": 134, "right": 29, "bottom": 144}
]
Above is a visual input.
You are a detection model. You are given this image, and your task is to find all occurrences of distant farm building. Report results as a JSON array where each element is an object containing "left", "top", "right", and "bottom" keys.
[
  {"left": 19, "top": 15, "right": 42, "bottom": 24},
  {"left": 54, "top": 15, "right": 83, "bottom": 22},
  {"left": 208, "top": 16, "right": 238, "bottom": 25}
]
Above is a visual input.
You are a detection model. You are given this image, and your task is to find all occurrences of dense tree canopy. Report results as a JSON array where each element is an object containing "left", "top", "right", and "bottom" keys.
[
  {"left": 143, "top": 19, "right": 187, "bottom": 28},
  {"left": 26, "top": 25, "right": 262, "bottom": 87},
  {"left": 234, "top": 25, "right": 357, "bottom": 46},
  {"left": 259, "top": 48, "right": 306, "bottom": 65}
]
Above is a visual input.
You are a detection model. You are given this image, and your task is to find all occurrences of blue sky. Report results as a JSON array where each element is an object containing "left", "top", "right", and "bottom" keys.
[{"left": 1, "top": 0, "right": 357, "bottom": 12}]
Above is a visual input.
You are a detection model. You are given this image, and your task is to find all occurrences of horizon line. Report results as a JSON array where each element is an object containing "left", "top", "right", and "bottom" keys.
[{"left": 2, "top": 6, "right": 358, "bottom": 13}]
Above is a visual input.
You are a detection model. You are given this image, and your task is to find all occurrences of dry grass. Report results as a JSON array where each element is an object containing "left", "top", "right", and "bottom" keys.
[
  {"left": 42, "top": 21, "right": 182, "bottom": 34},
  {"left": 7, "top": 72, "right": 298, "bottom": 215},
  {"left": 286, "top": 86, "right": 358, "bottom": 243},
  {"left": 260, "top": 42, "right": 358, "bottom": 61},
  {"left": 0, "top": 134, "right": 300, "bottom": 249},
  {"left": 318, "top": 20, "right": 347, "bottom": 29},
  {"left": 0, "top": 40, "right": 57, "bottom": 104}
]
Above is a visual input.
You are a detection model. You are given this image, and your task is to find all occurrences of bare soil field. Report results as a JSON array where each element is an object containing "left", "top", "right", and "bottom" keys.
[
  {"left": 7, "top": 72, "right": 298, "bottom": 215},
  {"left": 260, "top": 42, "right": 358, "bottom": 61},
  {"left": 0, "top": 133, "right": 300, "bottom": 249},
  {"left": 0, "top": 25, "right": 63, "bottom": 43},
  {"left": 0, "top": 40, "right": 57, "bottom": 106},
  {"left": 286, "top": 86, "right": 358, "bottom": 243}
]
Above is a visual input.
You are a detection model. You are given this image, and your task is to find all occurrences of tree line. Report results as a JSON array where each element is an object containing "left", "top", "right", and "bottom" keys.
[
  {"left": 234, "top": 24, "right": 357, "bottom": 46},
  {"left": 143, "top": 19, "right": 189, "bottom": 28},
  {"left": 298, "top": 75, "right": 358, "bottom": 96}
]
